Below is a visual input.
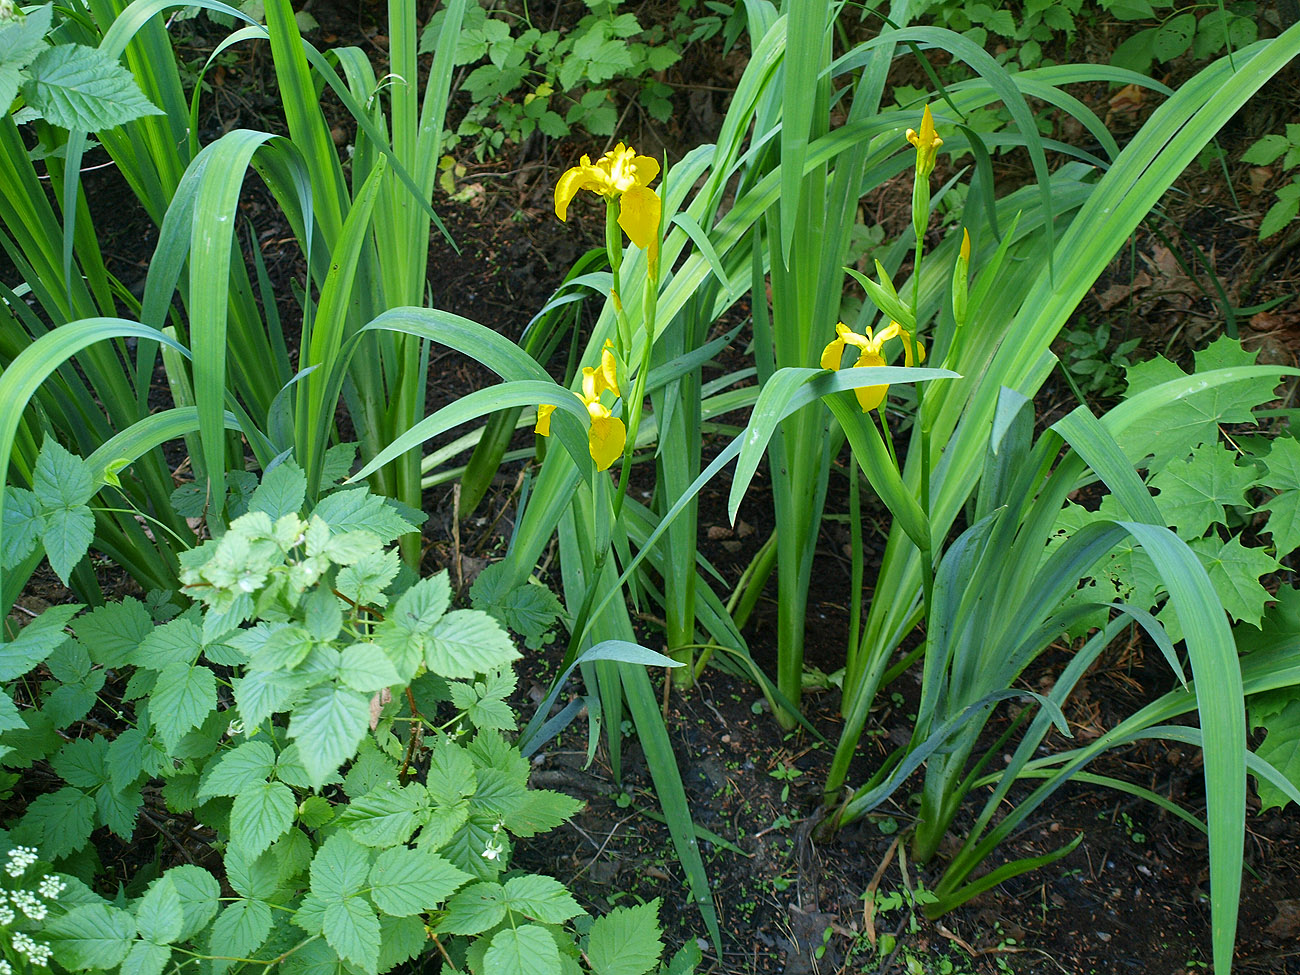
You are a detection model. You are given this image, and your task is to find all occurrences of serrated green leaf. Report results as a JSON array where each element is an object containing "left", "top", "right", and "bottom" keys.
[
  {"left": 250, "top": 462, "right": 306, "bottom": 520},
  {"left": 152, "top": 661, "right": 217, "bottom": 749},
  {"left": 132, "top": 618, "right": 202, "bottom": 671},
  {"left": 0, "top": 693, "right": 25, "bottom": 734},
  {"left": 503, "top": 789, "right": 584, "bottom": 838},
  {"left": 33, "top": 437, "right": 95, "bottom": 508},
  {"left": 1192, "top": 534, "right": 1279, "bottom": 627},
  {"left": 165, "top": 864, "right": 221, "bottom": 939},
  {"left": 367, "top": 846, "right": 470, "bottom": 916},
  {"left": 0, "top": 602, "right": 80, "bottom": 680},
  {"left": 342, "top": 739, "right": 400, "bottom": 798},
  {"left": 75, "top": 598, "right": 152, "bottom": 667},
  {"left": 209, "top": 899, "right": 273, "bottom": 972},
  {"left": 335, "top": 784, "right": 429, "bottom": 847},
  {"left": 1260, "top": 491, "right": 1300, "bottom": 558},
  {"left": 197, "top": 740, "right": 277, "bottom": 799},
  {"left": 312, "top": 489, "right": 420, "bottom": 541},
  {"left": 502, "top": 874, "right": 583, "bottom": 924},
  {"left": 1150, "top": 442, "right": 1255, "bottom": 537},
  {"left": 377, "top": 914, "right": 426, "bottom": 971},
  {"left": 52, "top": 734, "right": 109, "bottom": 789},
  {"left": 324, "top": 894, "right": 381, "bottom": 974},
  {"left": 0, "top": 6, "right": 53, "bottom": 68},
  {"left": 120, "top": 940, "right": 170, "bottom": 975},
  {"left": 1251, "top": 695, "right": 1300, "bottom": 812},
  {"left": 439, "top": 881, "right": 506, "bottom": 934},
  {"left": 21, "top": 786, "right": 95, "bottom": 858},
  {"left": 225, "top": 845, "right": 279, "bottom": 900},
  {"left": 310, "top": 831, "right": 371, "bottom": 901},
  {"left": 486, "top": 924, "right": 562, "bottom": 975},
  {"left": 136, "top": 875, "right": 184, "bottom": 944},
  {"left": 96, "top": 778, "right": 142, "bottom": 839},
  {"left": 339, "top": 643, "right": 400, "bottom": 692},
  {"left": 428, "top": 610, "right": 519, "bottom": 679},
  {"left": 234, "top": 667, "right": 311, "bottom": 729},
  {"left": 2, "top": 486, "right": 42, "bottom": 569},
  {"left": 288, "top": 682, "right": 370, "bottom": 786},
  {"left": 336, "top": 549, "right": 400, "bottom": 610},
  {"left": 587, "top": 898, "right": 662, "bottom": 975},
  {"left": 234, "top": 622, "right": 315, "bottom": 671},
  {"left": 48, "top": 903, "right": 136, "bottom": 970},
  {"left": 41, "top": 505, "right": 95, "bottom": 584},
  {"left": 231, "top": 780, "right": 296, "bottom": 857},
  {"left": 23, "top": 43, "right": 163, "bottom": 130}
]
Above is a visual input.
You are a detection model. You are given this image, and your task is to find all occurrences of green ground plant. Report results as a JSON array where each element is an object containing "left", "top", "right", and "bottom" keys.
[
  {"left": 1242, "top": 123, "right": 1300, "bottom": 238},
  {"left": 1, "top": 456, "right": 692, "bottom": 975}
]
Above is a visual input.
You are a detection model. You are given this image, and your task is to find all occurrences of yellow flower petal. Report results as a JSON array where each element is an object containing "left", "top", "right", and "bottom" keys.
[
  {"left": 535, "top": 403, "right": 556, "bottom": 436},
  {"left": 598, "top": 346, "right": 621, "bottom": 398},
  {"left": 555, "top": 156, "right": 607, "bottom": 221},
  {"left": 617, "top": 185, "right": 661, "bottom": 251},
  {"left": 632, "top": 154, "right": 660, "bottom": 187},
  {"left": 852, "top": 351, "right": 889, "bottom": 412},
  {"left": 899, "top": 329, "right": 927, "bottom": 367},
  {"left": 586, "top": 403, "right": 626, "bottom": 471},
  {"left": 821, "top": 335, "right": 847, "bottom": 370}
]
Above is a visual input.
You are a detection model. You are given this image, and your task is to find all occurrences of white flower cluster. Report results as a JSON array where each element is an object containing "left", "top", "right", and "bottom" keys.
[
  {"left": 0, "top": 958, "right": 11, "bottom": 975},
  {"left": 9, "top": 889, "right": 46, "bottom": 921},
  {"left": 11, "top": 930, "right": 53, "bottom": 966},
  {"left": 36, "top": 876, "right": 64, "bottom": 901},
  {"left": 3, "top": 849, "right": 37, "bottom": 879}
]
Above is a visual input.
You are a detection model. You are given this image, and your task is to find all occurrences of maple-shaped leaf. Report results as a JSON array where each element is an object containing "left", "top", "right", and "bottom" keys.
[
  {"left": 1190, "top": 534, "right": 1278, "bottom": 627},
  {"left": 1259, "top": 436, "right": 1300, "bottom": 492},
  {"left": 1248, "top": 690, "right": 1300, "bottom": 812},
  {"left": 1149, "top": 442, "right": 1256, "bottom": 537},
  {"left": 1255, "top": 437, "right": 1300, "bottom": 557}
]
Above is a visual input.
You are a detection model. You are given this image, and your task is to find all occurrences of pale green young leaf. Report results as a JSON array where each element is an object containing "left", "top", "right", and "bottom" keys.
[
  {"left": 23, "top": 43, "right": 164, "bottom": 129},
  {"left": 119, "top": 940, "right": 170, "bottom": 975},
  {"left": 428, "top": 610, "right": 519, "bottom": 679},
  {"left": 231, "top": 781, "right": 296, "bottom": 857},
  {"left": 439, "top": 881, "right": 506, "bottom": 934},
  {"left": 312, "top": 489, "right": 421, "bottom": 541},
  {"left": 502, "top": 874, "right": 582, "bottom": 924},
  {"left": 250, "top": 462, "right": 307, "bottom": 521},
  {"left": 336, "top": 549, "right": 400, "bottom": 610},
  {"left": 75, "top": 598, "right": 152, "bottom": 668},
  {"left": 468, "top": 727, "right": 531, "bottom": 781},
  {"left": 234, "top": 622, "right": 315, "bottom": 671},
  {"left": 0, "top": 5, "right": 53, "bottom": 67},
  {"left": 1, "top": 487, "right": 42, "bottom": 569},
  {"left": 288, "top": 683, "right": 370, "bottom": 785},
  {"left": 197, "top": 740, "right": 277, "bottom": 799},
  {"left": 47, "top": 903, "right": 136, "bottom": 970},
  {"left": 338, "top": 643, "right": 400, "bottom": 693},
  {"left": 485, "top": 924, "right": 562, "bottom": 975},
  {"left": 324, "top": 531, "right": 383, "bottom": 566},
  {"left": 21, "top": 786, "right": 95, "bottom": 858},
  {"left": 335, "top": 784, "right": 429, "bottom": 847},
  {"left": 0, "top": 602, "right": 80, "bottom": 680},
  {"left": 1149, "top": 442, "right": 1255, "bottom": 537},
  {"left": 209, "top": 899, "right": 273, "bottom": 971},
  {"left": 234, "top": 667, "right": 311, "bottom": 729},
  {"left": 135, "top": 875, "right": 184, "bottom": 944},
  {"left": 391, "top": 572, "right": 451, "bottom": 630},
  {"left": 324, "top": 895, "right": 381, "bottom": 974},
  {"left": 152, "top": 662, "right": 217, "bottom": 749},
  {"left": 367, "top": 846, "right": 470, "bottom": 916},
  {"left": 131, "top": 618, "right": 202, "bottom": 671},
  {"left": 587, "top": 898, "right": 663, "bottom": 975},
  {"left": 302, "top": 584, "right": 344, "bottom": 644}
]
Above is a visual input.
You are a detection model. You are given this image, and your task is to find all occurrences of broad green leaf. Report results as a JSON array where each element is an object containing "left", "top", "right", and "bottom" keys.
[
  {"left": 165, "top": 864, "right": 221, "bottom": 939},
  {"left": 131, "top": 618, "right": 202, "bottom": 671},
  {"left": 41, "top": 505, "right": 95, "bottom": 585},
  {"left": 107, "top": 727, "right": 169, "bottom": 792},
  {"left": 224, "top": 845, "right": 279, "bottom": 901},
  {"left": 587, "top": 898, "right": 663, "bottom": 975},
  {"left": 250, "top": 462, "right": 307, "bottom": 520},
  {"left": 312, "top": 489, "right": 421, "bottom": 541},
  {"left": 288, "top": 682, "right": 370, "bottom": 786},
  {"left": 234, "top": 622, "right": 315, "bottom": 671},
  {"left": 96, "top": 779, "right": 142, "bottom": 838},
  {"left": 135, "top": 875, "right": 184, "bottom": 944},
  {"left": 21, "top": 786, "right": 95, "bottom": 858},
  {"left": 1, "top": 487, "right": 42, "bottom": 569},
  {"left": 120, "top": 940, "right": 170, "bottom": 975},
  {"left": 209, "top": 900, "right": 273, "bottom": 972},
  {"left": 377, "top": 915, "right": 427, "bottom": 972},
  {"left": 367, "top": 847, "right": 469, "bottom": 916},
  {"left": 323, "top": 896, "right": 381, "bottom": 974},
  {"left": 75, "top": 598, "right": 152, "bottom": 668},
  {"left": 23, "top": 43, "right": 163, "bottom": 130},
  {"left": 339, "top": 643, "right": 400, "bottom": 693},
  {"left": 0, "top": 5, "right": 53, "bottom": 68},
  {"left": 234, "top": 667, "right": 311, "bottom": 729},
  {"left": 428, "top": 610, "right": 519, "bottom": 679},
  {"left": 197, "top": 740, "right": 277, "bottom": 799},
  {"left": 501, "top": 874, "right": 582, "bottom": 924},
  {"left": 310, "top": 832, "right": 372, "bottom": 902},
  {"left": 0, "top": 693, "right": 25, "bottom": 733},
  {"left": 33, "top": 437, "right": 95, "bottom": 509},
  {"left": 485, "top": 924, "right": 561, "bottom": 975},
  {"left": 152, "top": 662, "right": 217, "bottom": 749},
  {"left": 48, "top": 903, "right": 136, "bottom": 970},
  {"left": 1250, "top": 693, "right": 1300, "bottom": 812},
  {"left": 0, "top": 602, "right": 80, "bottom": 680},
  {"left": 231, "top": 781, "right": 297, "bottom": 857},
  {"left": 336, "top": 550, "right": 400, "bottom": 610},
  {"left": 52, "top": 735, "right": 109, "bottom": 789},
  {"left": 438, "top": 881, "right": 505, "bottom": 935},
  {"left": 1149, "top": 442, "right": 1255, "bottom": 537},
  {"left": 1192, "top": 534, "right": 1279, "bottom": 627},
  {"left": 335, "top": 785, "right": 429, "bottom": 847}
]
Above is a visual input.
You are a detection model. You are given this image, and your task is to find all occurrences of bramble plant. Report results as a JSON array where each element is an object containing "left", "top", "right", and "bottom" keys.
[
  {"left": 1, "top": 455, "right": 690, "bottom": 974},
  {"left": 1241, "top": 123, "right": 1300, "bottom": 239}
]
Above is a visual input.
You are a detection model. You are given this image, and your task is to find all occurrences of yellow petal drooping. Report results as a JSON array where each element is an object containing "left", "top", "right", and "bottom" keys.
[
  {"left": 586, "top": 402, "right": 626, "bottom": 471},
  {"left": 535, "top": 403, "right": 556, "bottom": 436},
  {"left": 852, "top": 350, "right": 889, "bottom": 412},
  {"left": 617, "top": 185, "right": 661, "bottom": 251}
]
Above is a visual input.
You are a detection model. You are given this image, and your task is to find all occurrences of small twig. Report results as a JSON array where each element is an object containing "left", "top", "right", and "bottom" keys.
[
  {"left": 862, "top": 835, "right": 900, "bottom": 949},
  {"left": 569, "top": 811, "right": 637, "bottom": 884}
]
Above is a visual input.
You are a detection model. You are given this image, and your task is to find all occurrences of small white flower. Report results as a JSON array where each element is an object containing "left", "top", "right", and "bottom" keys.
[
  {"left": 0, "top": 957, "right": 12, "bottom": 974},
  {"left": 38, "top": 875, "right": 65, "bottom": 900},
  {"left": 481, "top": 839, "right": 504, "bottom": 862},
  {"left": 225, "top": 719, "right": 245, "bottom": 739},
  {"left": 12, "top": 889, "right": 46, "bottom": 920},
  {"left": 0, "top": 901, "right": 15, "bottom": 925},
  {"left": 5, "top": 847, "right": 38, "bottom": 878},
  {"left": 11, "top": 930, "right": 52, "bottom": 964}
]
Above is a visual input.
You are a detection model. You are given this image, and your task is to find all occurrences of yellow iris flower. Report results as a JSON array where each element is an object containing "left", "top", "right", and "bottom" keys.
[
  {"left": 554, "top": 143, "right": 661, "bottom": 251},
  {"left": 820, "top": 321, "right": 925, "bottom": 413},
  {"left": 535, "top": 344, "right": 626, "bottom": 471},
  {"left": 906, "top": 105, "right": 943, "bottom": 178}
]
